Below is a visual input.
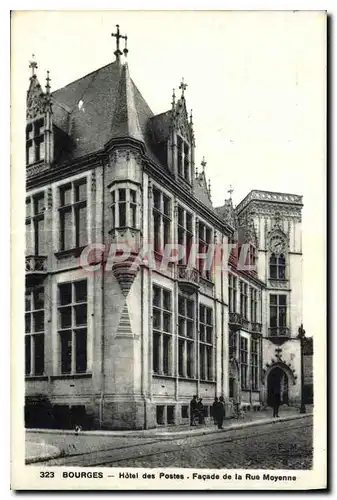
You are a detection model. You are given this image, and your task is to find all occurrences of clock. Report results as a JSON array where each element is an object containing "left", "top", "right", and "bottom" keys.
[{"left": 269, "top": 235, "right": 286, "bottom": 254}]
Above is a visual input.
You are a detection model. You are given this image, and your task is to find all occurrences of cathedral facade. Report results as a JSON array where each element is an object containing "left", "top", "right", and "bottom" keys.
[{"left": 25, "top": 32, "right": 304, "bottom": 430}]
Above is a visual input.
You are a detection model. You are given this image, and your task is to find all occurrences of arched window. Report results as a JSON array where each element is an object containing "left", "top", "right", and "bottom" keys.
[{"left": 269, "top": 253, "right": 286, "bottom": 279}]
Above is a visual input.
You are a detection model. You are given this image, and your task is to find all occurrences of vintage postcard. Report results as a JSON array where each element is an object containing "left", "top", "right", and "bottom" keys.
[{"left": 11, "top": 10, "right": 327, "bottom": 490}]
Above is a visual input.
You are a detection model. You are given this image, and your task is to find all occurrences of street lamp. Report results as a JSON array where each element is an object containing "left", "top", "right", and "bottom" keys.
[{"left": 298, "top": 323, "right": 306, "bottom": 414}]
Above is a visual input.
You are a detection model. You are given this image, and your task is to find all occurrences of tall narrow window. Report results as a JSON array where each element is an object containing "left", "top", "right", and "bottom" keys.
[
  {"left": 26, "top": 118, "right": 45, "bottom": 165},
  {"left": 270, "top": 253, "right": 286, "bottom": 279},
  {"left": 152, "top": 285, "right": 172, "bottom": 375},
  {"left": 240, "top": 336, "right": 248, "bottom": 390},
  {"left": 25, "top": 192, "right": 46, "bottom": 255},
  {"left": 177, "top": 206, "right": 193, "bottom": 265},
  {"left": 250, "top": 287, "right": 258, "bottom": 323},
  {"left": 58, "top": 280, "right": 88, "bottom": 374},
  {"left": 228, "top": 274, "right": 237, "bottom": 313},
  {"left": 110, "top": 185, "right": 139, "bottom": 230},
  {"left": 270, "top": 294, "right": 287, "bottom": 329},
  {"left": 25, "top": 287, "right": 45, "bottom": 376},
  {"left": 251, "top": 337, "right": 259, "bottom": 391},
  {"left": 198, "top": 222, "right": 212, "bottom": 280},
  {"left": 199, "top": 305, "right": 214, "bottom": 381},
  {"left": 152, "top": 188, "right": 171, "bottom": 255},
  {"left": 59, "top": 180, "right": 87, "bottom": 251},
  {"left": 240, "top": 281, "right": 248, "bottom": 319},
  {"left": 178, "top": 295, "right": 195, "bottom": 378},
  {"left": 177, "top": 135, "right": 190, "bottom": 182}
]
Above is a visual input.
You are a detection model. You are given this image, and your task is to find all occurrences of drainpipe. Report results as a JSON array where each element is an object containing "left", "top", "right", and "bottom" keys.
[{"left": 99, "top": 158, "right": 105, "bottom": 427}]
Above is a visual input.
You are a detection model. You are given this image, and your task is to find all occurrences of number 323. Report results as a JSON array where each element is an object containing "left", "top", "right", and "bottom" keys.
[{"left": 40, "top": 471, "right": 55, "bottom": 478}]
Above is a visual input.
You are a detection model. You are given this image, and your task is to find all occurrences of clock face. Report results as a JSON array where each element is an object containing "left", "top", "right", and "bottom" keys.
[{"left": 269, "top": 235, "right": 286, "bottom": 254}]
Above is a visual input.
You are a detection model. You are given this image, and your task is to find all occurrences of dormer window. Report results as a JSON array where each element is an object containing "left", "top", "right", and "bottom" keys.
[
  {"left": 26, "top": 118, "right": 45, "bottom": 165},
  {"left": 177, "top": 135, "right": 190, "bottom": 182}
]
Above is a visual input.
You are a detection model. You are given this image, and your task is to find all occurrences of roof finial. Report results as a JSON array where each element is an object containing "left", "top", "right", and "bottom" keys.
[
  {"left": 208, "top": 178, "right": 212, "bottom": 199},
  {"left": 228, "top": 184, "right": 234, "bottom": 200},
  {"left": 123, "top": 35, "right": 128, "bottom": 58},
  {"left": 189, "top": 109, "right": 193, "bottom": 125},
  {"left": 29, "top": 54, "right": 38, "bottom": 78},
  {"left": 111, "top": 24, "right": 127, "bottom": 64},
  {"left": 201, "top": 156, "right": 207, "bottom": 171},
  {"left": 45, "top": 70, "right": 51, "bottom": 94},
  {"left": 179, "top": 77, "right": 188, "bottom": 98}
]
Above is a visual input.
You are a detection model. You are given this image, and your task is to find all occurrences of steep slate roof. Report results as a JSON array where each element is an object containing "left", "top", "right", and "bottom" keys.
[
  {"left": 194, "top": 171, "right": 213, "bottom": 210},
  {"left": 51, "top": 61, "right": 153, "bottom": 161}
]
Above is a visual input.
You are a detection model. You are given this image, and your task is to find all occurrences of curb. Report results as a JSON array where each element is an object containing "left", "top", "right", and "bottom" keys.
[
  {"left": 26, "top": 412, "right": 312, "bottom": 440},
  {"left": 26, "top": 444, "right": 61, "bottom": 465}
]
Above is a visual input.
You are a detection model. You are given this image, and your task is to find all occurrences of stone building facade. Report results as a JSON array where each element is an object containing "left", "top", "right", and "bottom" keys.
[{"left": 24, "top": 36, "right": 304, "bottom": 430}]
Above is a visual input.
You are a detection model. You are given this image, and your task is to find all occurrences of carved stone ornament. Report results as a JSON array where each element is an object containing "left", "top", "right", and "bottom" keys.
[{"left": 26, "top": 78, "right": 46, "bottom": 120}]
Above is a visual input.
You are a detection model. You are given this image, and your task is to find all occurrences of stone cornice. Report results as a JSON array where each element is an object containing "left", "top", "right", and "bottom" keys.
[{"left": 236, "top": 189, "right": 303, "bottom": 215}]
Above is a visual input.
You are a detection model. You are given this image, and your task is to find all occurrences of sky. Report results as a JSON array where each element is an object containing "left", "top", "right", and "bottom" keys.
[{"left": 11, "top": 10, "right": 326, "bottom": 337}]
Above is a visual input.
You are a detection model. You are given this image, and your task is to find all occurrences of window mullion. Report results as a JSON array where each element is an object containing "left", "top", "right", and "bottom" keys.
[{"left": 30, "top": 331, "right": 35, "bottom": 375}]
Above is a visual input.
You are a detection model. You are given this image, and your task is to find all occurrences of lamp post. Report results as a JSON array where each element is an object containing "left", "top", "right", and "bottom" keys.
[{"left": 298, "top": 323, "right": 306, "bottom": 414}]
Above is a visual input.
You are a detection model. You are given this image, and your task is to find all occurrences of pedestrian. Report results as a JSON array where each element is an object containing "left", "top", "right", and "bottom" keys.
[
  {"left": 190, "top": 395, "right": 198, "bottom": 426},
  {"left": 272, "top": 391, "right": 281, "bottom": 418},
  {"left": 197, "top": 398, "right": 204, "bottom": 425},
  {"left": 74, "top": 424, "right": 82, "bottom": 435},
  {"left": 218, "top": 396, "right": 225, "bottom": 429},
  {"left": 212, "top": 397, "right": 219, "bottom": 425}
]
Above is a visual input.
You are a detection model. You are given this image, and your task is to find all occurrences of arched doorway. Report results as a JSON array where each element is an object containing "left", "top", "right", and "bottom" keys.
[{"left": 267, "top": 367, "right": 289, "bottom": 405}]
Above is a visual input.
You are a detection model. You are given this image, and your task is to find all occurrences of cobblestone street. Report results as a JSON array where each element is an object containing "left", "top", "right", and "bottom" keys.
[{"left": 28, "top": 415, "right": 312, "bottom": 469}]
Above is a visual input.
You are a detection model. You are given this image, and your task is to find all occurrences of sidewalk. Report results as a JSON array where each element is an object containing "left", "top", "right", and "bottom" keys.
[
  {"left": 26, "top": 406, "right": 312, "bottom": 463},
  {"left": 25, "top": 441, "right": 60, "bottom": 465}
]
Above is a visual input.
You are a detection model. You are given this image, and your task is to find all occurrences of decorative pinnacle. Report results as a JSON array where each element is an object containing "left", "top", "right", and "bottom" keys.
[
  {"left": 172, "top": 88, "right": 176, "bottom": 108},
  {"left": 208, "top": 178, "right": 212, "bottom": 197},
  {"left": 201, "top": 156, "right": 207, "bottom": 171},
  {"left": 123, "top": 35, "right": 128, "bottom": 57},
  {"left": 179, "top": 77, "right": 188, "bottom": 98},
  {"left": 29, "top": 54, "right": 38, "bottom": 77},
  {"left": 189, "top": 109, "right": 193, "bottom": 125},
  {"left": 111, "top": 24, "right": 127, "bottom": 59},
  {"left": 228, "top": 184, "right": 234, "bottom": 199},
  {"left": 45, "top": 70, "right": 51, "bottom": 94}
]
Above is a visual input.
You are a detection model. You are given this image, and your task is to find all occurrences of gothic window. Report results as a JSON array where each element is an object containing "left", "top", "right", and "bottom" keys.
[
  {"left": 26, "top": 118, "right": 45, "bottom": 165},
  {"left": 269, "top": 253, "right": 286, "bottom": 279},
  {"left": 178, "top": 295, "right": 195, "bottom": 378},
  {"left": 228, "top": 274, "right": 237, "bottom": 313},
  {"left": 25, "top": 287, "right": 45, "bottom": 376},
  {"left": 199, "top": 305, "right": 214, "bottom": 381},
  {"left": 251, "top": 338, "right": 259, "bottom": 391},
  {"left": 152, "top": 188, "right": 171, "bottom": 254},
  {"left": 270, "top": 294, "right": 287, "bottom": 328},
  {"left": 177, "top": 206, "right": 193, "bottom": 265},
  {"left": 240, "top": 336, "right": 249, "bottom": 390},
  {"left": 177, "top": 135, "right": 190, "bottom": 182},
  {"left": 152, "top": 285, "right": 172, "bottom": 375},
  {"left": 111, "top": 185, "right": 139, "bottom": 230},
  {"left": 25, "top": 192, "right": 46, "bottom": 255},
  {"left": 198, "top": 222, "right": 212, "bottom": 280},
  {"left": 59, "top": 179, "right": 87, "bottom": 251},
  {"left": 58, "top": 280, "right": 88, "bottom": 374}
]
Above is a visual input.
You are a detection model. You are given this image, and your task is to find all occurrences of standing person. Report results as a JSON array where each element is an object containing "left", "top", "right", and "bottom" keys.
[
  {"left": 218, "top": 396, "right": 225, "bottom": 429},
  {"left": 197, "top": 398, "right": 204, "bottom": 425},
  {"left": 212, "top": 397, "right": 219, "bottom": 426},
  {"left": 272, "top": 391, "right": 281, "bottom": 418},
  {"left": 190, "top": 395, "right": 198, "bottom": 426}
]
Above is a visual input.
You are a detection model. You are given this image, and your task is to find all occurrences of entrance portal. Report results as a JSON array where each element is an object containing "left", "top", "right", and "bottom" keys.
[{"left": 267, "top": 367, "right": 289, "bottom": 405}]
